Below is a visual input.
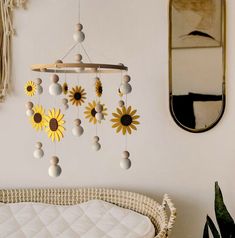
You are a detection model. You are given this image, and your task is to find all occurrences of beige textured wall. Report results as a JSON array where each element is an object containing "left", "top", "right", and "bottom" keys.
[{"left": 0, "top": 1, "right": 234, "bottom": 238}]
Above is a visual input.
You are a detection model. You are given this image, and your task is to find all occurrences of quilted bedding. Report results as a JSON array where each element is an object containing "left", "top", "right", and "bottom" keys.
[{"left": 0, "top": 199, "right": 155, "bottom": 238}]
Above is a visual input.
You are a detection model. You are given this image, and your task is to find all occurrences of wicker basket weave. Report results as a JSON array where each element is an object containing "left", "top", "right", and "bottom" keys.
[{"left": 0, "top": 188, "right": 176, "bottom": 238}]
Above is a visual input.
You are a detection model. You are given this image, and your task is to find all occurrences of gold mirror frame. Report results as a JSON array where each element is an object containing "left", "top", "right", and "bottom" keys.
[{"left": 169, "top": 0, "right": 226, "bottom": 133}]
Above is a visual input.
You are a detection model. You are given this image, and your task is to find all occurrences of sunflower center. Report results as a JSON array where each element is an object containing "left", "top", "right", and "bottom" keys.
[
  {"left": 27, "top": 86, "right": 32, "bottom": 92},
  {"left": 91, "top": 108, "right": 97, "bottom": 117},
  {"left": 98, "top": 86, "right": 103, "bottom": 94},
  {"left": 121, "top": 114, "right": 133, "bottom": 126},
  {"left": 74, "top": 92, "right": 81, "bottom": 100},
  {"left": 34, "top": 113, "right": 42, "bottom": 123},
  {"left": 49, "top": 118, "right": 58, "bottom": 131}
]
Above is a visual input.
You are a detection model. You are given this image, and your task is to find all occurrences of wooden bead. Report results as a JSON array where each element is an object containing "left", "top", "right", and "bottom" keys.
[
  {"left": 36, "top": 85, "right": 43, "bottom": 95},
  {"left": 92, "top": 142, "right": 101, "bottom": 151},
  {"left": 95, "top": 104, "right": 103, "bottom": 113},
  {"left": 76, "top": 23, "right": 83, "bottom": 31},
  {"left": 35, "top": 142, "right": 43, "bottom": 149},
  {"left": 120, "top": 83, "right": 132, "bottom": 95},
  {"left": 62, "top": 98, "right": 68, "bottom": 104},
  {"left": 48, "top": 165, "right": 62, "bottom": 177},
  {"left": 50, "top": 156, "right": 59, "bottom": 165},
  {"left": 49, "top": 83, "right": 62, "bottom": 96},
  {"left": 55, "top": 59, "right": 63, "bottom": 64},
  {"left": 95, "top": 112, "right": 104, "bottom": 121},
  {"left": 35, "top": 78, "right": 42, "bottom": 85},
  {"left": 120, "top": 158, "right": 131, "bottom": 170},
  {"left": 73, "top": 31, "right": 85, "bottom": 43},
  {"left": 122, "top": 151, "right": 130, "bottom": 159},
  {"left": 33, "top": 149, "right": 44, "bottom": 159},
  {"left": 123, "top": 75, "right": 131, "bottom": 83},
  {"left": 75, "top": 54, "right": 82, "bottom": 62},
  {"left": 72, "top": 126, "right": 84, "bottom": 137},
  {"left": 26, "top": 109, "right": 34, "bottom": 117},
  {"left": 51, "top": 74, "right": 59, "bottom": 83},
  {"left": 118, "top": 100, "right": 125, "bottom": 107},
  {"left": 74, "top": 119, "right": 81, "bottom": 126},
  {"left": 25, "top": 101, "right": 33, "bottom": 109},
  {"left": 63, "top": 104, "right": 69, "bottom": 111},
  {"left": 93, "top": 136, "right": 99, "bottom": 142}
]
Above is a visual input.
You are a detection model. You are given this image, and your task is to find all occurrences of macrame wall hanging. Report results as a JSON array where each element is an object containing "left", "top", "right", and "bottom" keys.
[
  {"left": 0, "top": 0, "right": 26, "bottom": 102},
  {"left": 24, "top": 0, "right": 140, "bottom": 178}
]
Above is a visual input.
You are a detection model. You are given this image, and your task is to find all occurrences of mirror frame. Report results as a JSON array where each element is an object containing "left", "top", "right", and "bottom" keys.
[{"left": 169, "top": 0, "right": 226, "bottom": 133}]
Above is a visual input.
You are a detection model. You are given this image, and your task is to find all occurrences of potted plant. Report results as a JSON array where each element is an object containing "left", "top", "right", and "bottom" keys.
[{"left": 203, "top": 182, "right": 235, "bottom": 238}]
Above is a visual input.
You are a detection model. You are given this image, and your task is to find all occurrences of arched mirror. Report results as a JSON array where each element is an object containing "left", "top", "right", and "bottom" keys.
[{"left": 169, "top": 0, "right": 226, "bottom": 133}]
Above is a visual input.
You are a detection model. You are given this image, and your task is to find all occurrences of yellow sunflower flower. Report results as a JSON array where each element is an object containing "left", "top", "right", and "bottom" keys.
[
  {"left": 25, "top": 81, "right": 36, "bottom": 97},
  {"left": 62, "top": 82, "right": 69, "bottom": 95},
  {"left": 69, "top": 86, "right": 86, "bottom": 106},
  {"left": 44, "top": 108, "right": 65, "bottom": 142},
  {"left": 30, "top": 105, "right": 46, "bottom": 131},
  {"left": 84, "top": 100, "right": 108, "bottom": 124},
  {"left": 95, "top": 78, "right": 103, "bottom": 97},
  {"left": 111, "top": 106, "right": 140, "bottom": 135}
]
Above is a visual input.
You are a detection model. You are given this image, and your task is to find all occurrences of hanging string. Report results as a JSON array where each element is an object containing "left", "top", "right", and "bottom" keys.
[
  {"left": 61, "top": 42, "right": 79, "bottom": 61},
  {"left": 81, "top": 43, "right": 92, "bottom": 63},
  {"left": 78, "top": 0, "right": 81, "bottom": 23}
]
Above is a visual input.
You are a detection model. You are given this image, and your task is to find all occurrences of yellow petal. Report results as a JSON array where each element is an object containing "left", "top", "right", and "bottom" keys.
[
  {"left": 112, "top": 122, "right": 120, "bottom": 128},
  {"left": 127, "top": 106, "right": 132, "bottom": 114},
  {"left": 130, "top": 110, "right": 137, "bottom": 116},
  {"left": 130, "top": 124, "right": 137, "bottom": 130},
  {"left": 116, "top": 126, "right": 122, "bottom": 133},
  {"left": 132, "top": 121, "right": 140, "bottom": 125},
  {"left": 122, "top": 127, "right": 126, "bottom": 135},
  {"left": 117, "top": 108, "right": 122, "bottom": 115},
  {"left": 126, "top": 126, "right": 132, "bottom": 135}
]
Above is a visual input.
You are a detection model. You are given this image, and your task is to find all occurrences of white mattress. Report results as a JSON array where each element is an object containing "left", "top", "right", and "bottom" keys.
[{"left": 0, "top": 199, "right": 155, "bottom": 238}]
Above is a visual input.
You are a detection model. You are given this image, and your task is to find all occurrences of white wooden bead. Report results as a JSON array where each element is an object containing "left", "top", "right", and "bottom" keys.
[
  {"left": 73, "top": 31, "right": 85, "bottom": 43},
  {"left": 95, "top": 112, "right": 104, "bottom": 121},
  {"left": 62, "top": 98, "right": 68, "bottom": 104},
  {"left": 92, "top": 142, "right": 101, "bottom": 151},
  {"left": 122, "top": 151, "right": 130, "bottom": 159},
  {"left": 48, "top": 165, "right": 62, "bottom": 177},
  {"left": 51, "top": 74, "right": 59, "bottom": 83},
  {"left": 72, "top": 126, "right": 84, "bottom": 137},
  {"left": 123, "top": 75, "right": 131, "bottom": 83},
  {"left": 36, "top": 85, "right": 43, "bottom": 95},
  {"left": 93, "top": 136, "right": 99, "bottom": 142},
  {"left": 26, "top": 109, "right": 34, "bottom": 117},
  {"left": 118, "top": 100, "right": 125, "bottom": 107},
  {"left": 95, "top": 104, "right": 103, "bottom": 113},
  {"left": 76, "top": 23, "right": 83, "bottom": 31},
  {"left": 120, "top": 83, "right": 132, "bottom": 95},
  {"left": 33, "top": 149, "right": 44, "bottom": 159},
  {"left": 35, "top": 142, "right": 43, "bottom": 149},
  {"left": 35, "top": 78, "right": 42, "bottom": 85},
  {"left": 74, "top": 119, "right": 81, "bottom": 126},
  {"left": 50, "top": 156, "right": 59, "bottom": 165},
  {"left": 49, "top": 83, "right": 62, "bottom": 96},
  {"left": 120, "top": 158, "right": 131, "bottom": 170},
  {"left": 75, "top": 54, "right": 82, "bottom": 62},
  {"left": 63, "top": 104, "right": 69, "bottom": 111},
  {"left": 25, "top": 101, "right": 33, "bottom": 109}
]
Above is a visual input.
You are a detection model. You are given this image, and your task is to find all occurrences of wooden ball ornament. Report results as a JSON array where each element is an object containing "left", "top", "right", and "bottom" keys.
[
  {"left": 75, "top": 54, "right": 82, "bottom": 62},
  {"left": 72, "top": 125, "right": 84, "bottom": 137},
  {"left": 62, "top": 98, "right": 68, "bottom": 104},
  {"left": 122, "top": 150, "right": 130, "bottom": 159},
  {"left": 35, "top": 142, "right": 43, "bottom": 149},
  {"left": 63, "top": 104, "right": 69, "bottom": 111},
  {"left": 26, "top": 109, "right": 34, "bottom": 117},
  {"left": 118, "top": 100, "right": 125, "bottom": 107},
  {"left": 73, "top": 31, "right": 85, "bottom": 43},
  {"left": 35, "top": 78, "right": 42, "bottom": 85},
  {"left": 49, "top": 83, "right": 62, "bottom": 96},
  {"left": 50, "top": 156, "right": 59, "bottom": 165},
  {"left": 92, "top": 142, "right": 101, "bottom": 151},
  {"left": 123, "top": 75, "right": 131, "bottom": 83},
  {"left": 33, "top": 148, "right": 44, "bottom": 159},
  {"left": 93, "top": 136, "right": 99, "bottom": 143},
  {"left": 36, "top": 85, "right": 43, "bottom": 95},
  {"left": 95, "top": 112, "right": 104, "bottom": 121},
  {"left": 120, "top": 158, "right": 131, "bottom": 170},
  {"left": 76, "top": 23, "right": 83, "bottom": 31},
  {"left": 95, "top": 103, "right": 103, "bottom": 113},
  {"left": 25, "top": 101, "right": 33, "bottom": 109},
  {"left": 51, "top": 74, "right": 59, "bottom": 83},
  {"left": 74, "top": 119, "right": 81, "bottom": 126},
  {"left": 48, "top": 165, "right": 62, "bottom": 177},
  {"left": 120, "top": 83, "right": 132, "bottom": 95}
]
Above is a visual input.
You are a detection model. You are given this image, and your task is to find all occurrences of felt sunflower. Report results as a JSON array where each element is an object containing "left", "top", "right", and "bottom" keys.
[
  {"left": 84, "top": 100, "right": 108, "bottom": 124},
  {"left": 95, "top": 78, "right": 103, "bottom": 97},
  {"left": 69, "top": 86, "right": 86, "bottom": 106},
  {"left": 111, "top": 106, "right": 140, "bottom": 135},
  {"left": 30, "top": 105, "right": 46, "bottom": 131},
  {"left": 44, "top": 108, "right": 65, "bottom": 142},
  {"left": 25, "top": 81, "right": 36, "bottom": 97},
  {"left": 62, "top": 82, "right": 69, "bottom": 95}
]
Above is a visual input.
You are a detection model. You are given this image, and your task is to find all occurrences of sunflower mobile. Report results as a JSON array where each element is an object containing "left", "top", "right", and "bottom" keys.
[{"left": 24, "top": 1, "right": 140, "bottom": 178}]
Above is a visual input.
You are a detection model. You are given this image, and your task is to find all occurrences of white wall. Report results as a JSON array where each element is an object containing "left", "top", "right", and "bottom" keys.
[{"left": 0, "top": 1, "right": 234, "bottom": 238}]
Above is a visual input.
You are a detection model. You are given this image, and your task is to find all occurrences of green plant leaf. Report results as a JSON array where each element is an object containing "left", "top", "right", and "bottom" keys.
[
  {"left": 203, "top": 222, "right": 210, "bottom": 238},
  {"left": 207, "top": 215, "right": 220, "bottom": 238},
  {"left": 215, "top": 182, "right": 235, "bottom": 238}
]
